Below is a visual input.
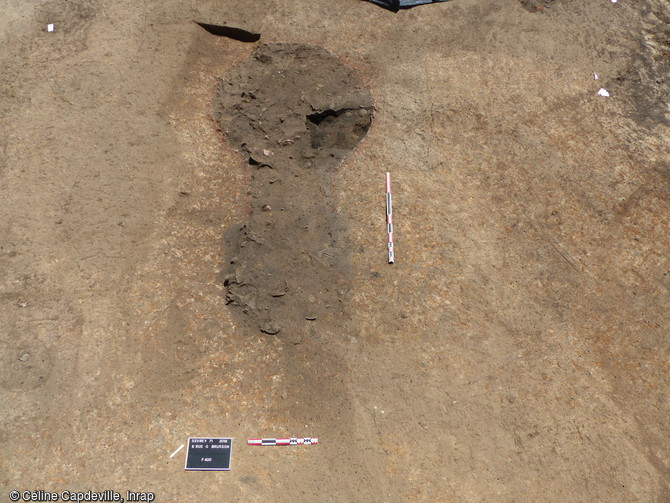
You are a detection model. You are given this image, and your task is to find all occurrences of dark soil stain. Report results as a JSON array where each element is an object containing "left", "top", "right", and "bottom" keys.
[
  {"left": 518, "top": 0, "right": 558, "bottom": 13},
  {"left": 213, "top": 43, "right": 373, "bottom": 338},
  {"left": 613, "top": 5, "right": 670, "bottom": 128}
]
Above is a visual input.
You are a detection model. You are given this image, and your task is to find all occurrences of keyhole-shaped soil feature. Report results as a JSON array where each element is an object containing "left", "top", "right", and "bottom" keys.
[{"left": 214, "top": 43, "right": 373, "bottom": 336}]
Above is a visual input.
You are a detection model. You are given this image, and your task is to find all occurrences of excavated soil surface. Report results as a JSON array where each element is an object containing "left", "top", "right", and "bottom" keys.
[
  {"left": 2, "top": 2, "right": 670, "bottom": 502},
  {"left": 214, "top": 43, "right": 373, "bottom": 338}
]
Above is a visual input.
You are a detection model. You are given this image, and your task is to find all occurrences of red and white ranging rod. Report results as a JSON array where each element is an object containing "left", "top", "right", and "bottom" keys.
[
  {"left": 386, "top": 172, "right": 394, "bottom": 264},
  {"left": 248, "top": 437, "right": 318, "bottom": 446}
]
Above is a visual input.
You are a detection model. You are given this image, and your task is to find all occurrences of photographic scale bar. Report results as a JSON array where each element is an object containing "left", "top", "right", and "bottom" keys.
[
  {"left": 386, "top": 172, "right": 394, "bottom": 264},
  {"left": 247, "top": 438, "right": 318, "bottom": 446}
]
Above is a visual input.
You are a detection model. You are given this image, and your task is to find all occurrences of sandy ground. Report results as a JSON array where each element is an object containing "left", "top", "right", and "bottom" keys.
[{"left": 1, "top": 0, "right": 669, "bottom": 502}]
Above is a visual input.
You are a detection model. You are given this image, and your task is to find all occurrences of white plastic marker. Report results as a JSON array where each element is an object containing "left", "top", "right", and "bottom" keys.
[
  {"left": 386, "top": 172, "right": 394, "bottom": 264},
  {"left": 248, "top": 437, "right": 318, "bottom": 446},
  {"left": 47, "top": 24, "right": 54, "bottom": 32},
  {"left": 169, "top": 443, "right": 185, "bottom": 458}
]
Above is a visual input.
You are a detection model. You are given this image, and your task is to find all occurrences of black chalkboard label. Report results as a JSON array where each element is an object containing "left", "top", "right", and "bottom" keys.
[{"left": 185, "top": 437, "right": 232, "bottom": 471}]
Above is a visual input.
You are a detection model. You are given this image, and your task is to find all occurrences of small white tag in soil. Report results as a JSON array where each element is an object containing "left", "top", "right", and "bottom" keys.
[{"left": 184, "top": 437, "right": 232, "bottom": 471}]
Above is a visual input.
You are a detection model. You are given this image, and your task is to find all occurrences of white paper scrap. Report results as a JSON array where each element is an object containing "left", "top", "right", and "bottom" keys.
[
  {"left": 594, "top": 73, "right": 599, "bottom": 80},
  {"left": 597, "top": 88, "right": 610, "bottom": 97},
  {"left": 47, "top": 23, "right": 54, "bottom": 32}
]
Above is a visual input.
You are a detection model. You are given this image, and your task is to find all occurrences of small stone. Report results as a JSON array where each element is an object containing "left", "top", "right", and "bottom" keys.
[
  {"left": 358, "top": 108, "right": 370, "bottom": 117},
  {"left": 19, "top": 353, "right": 30, "bottom": 362},
  {"left": 269, "top": 280, "right": 288, "bottom": 297},
  {"left": 308, "top": 295, "right": 316, "bottom": 303},
  {"left": 261, "top": 204, "right": 272, "bottom": 212},
  {"left": 260, "top": 321, "right": 280, "bottom": 335}
]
